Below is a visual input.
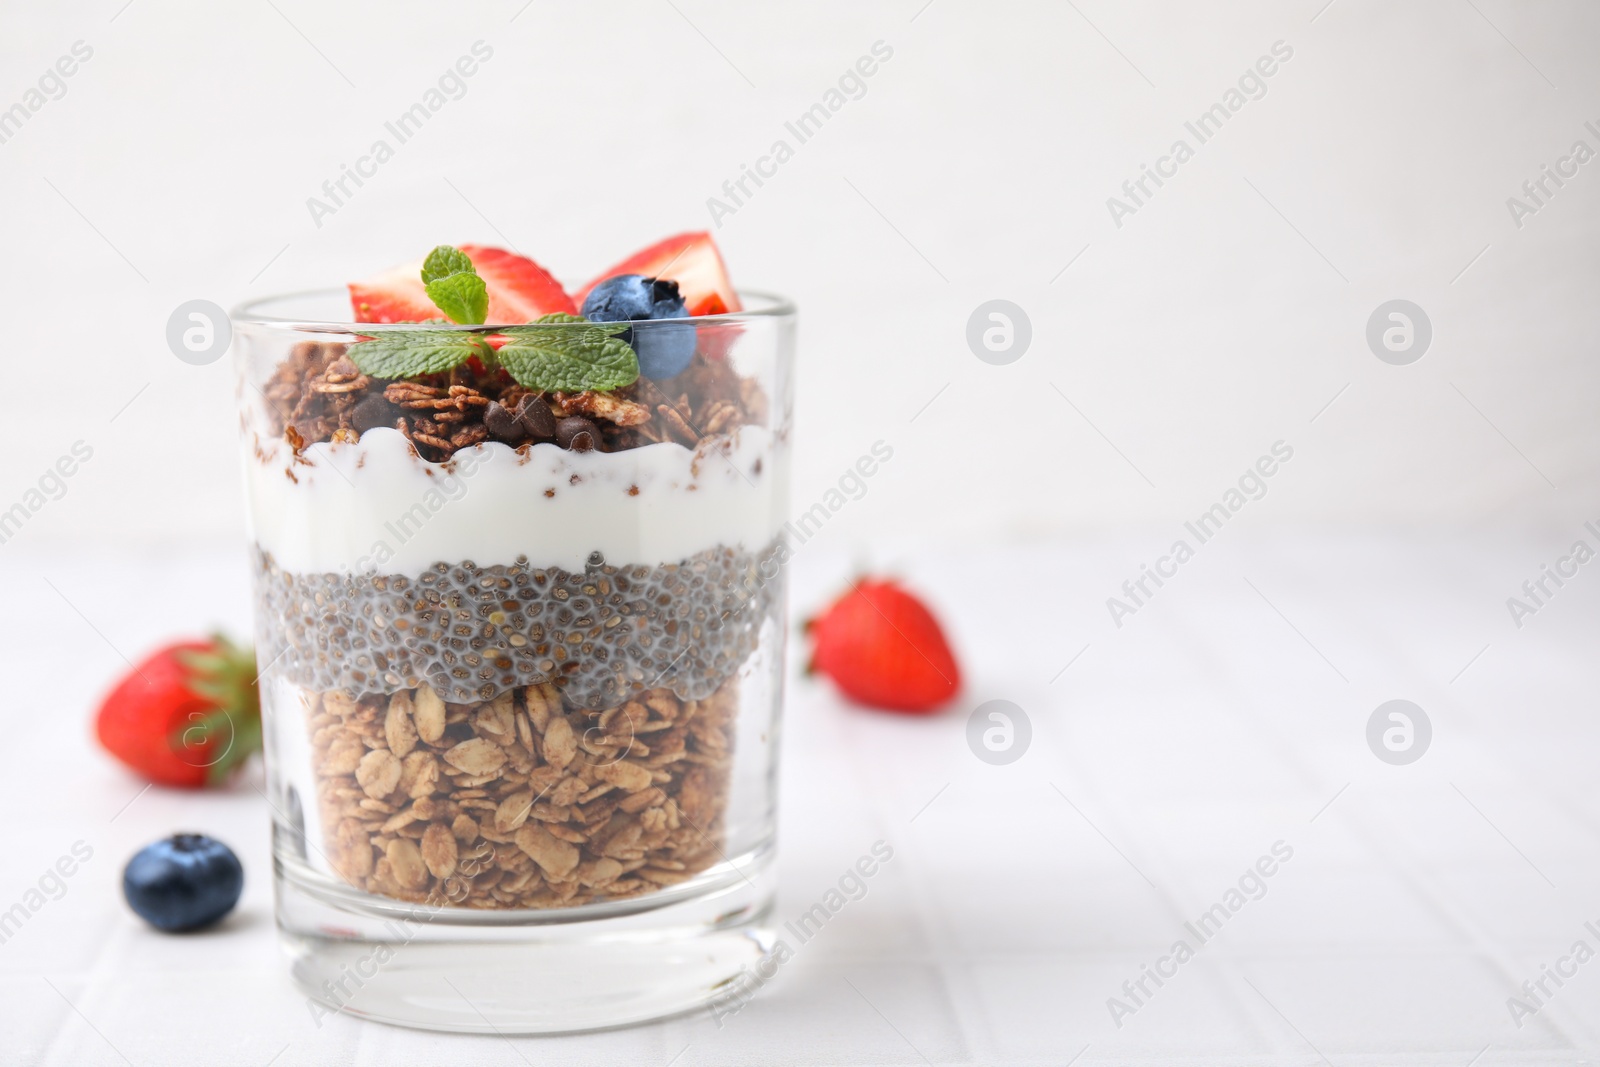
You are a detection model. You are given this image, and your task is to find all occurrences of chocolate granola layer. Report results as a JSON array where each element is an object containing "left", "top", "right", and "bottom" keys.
[
  {"left": 309, "top": 676, "right": 738, "bottom": 909},
  {"left": 253, "top": 543, "right": 779, "bottom": 710},
  {"left": 262, "top": 340, "right": 764, "bottom": 462}
]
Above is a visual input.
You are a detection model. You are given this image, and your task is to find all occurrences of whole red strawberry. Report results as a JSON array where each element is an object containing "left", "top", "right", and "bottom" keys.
[
  {"left": 806, "top": 579, "right": 961, "bottom": 713},
  {"left": 94, "top": 636, "right": 261, "bottom": 788}
]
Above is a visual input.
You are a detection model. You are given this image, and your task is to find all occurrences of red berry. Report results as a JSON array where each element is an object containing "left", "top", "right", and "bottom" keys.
[
  {"left": 687, "top": 291, "right": 740, "bottom": 361},
  {"left": 348, "top": 245, "right": 576, "bottom": 324},
  {"left": 94, "top": 636, "right": 261, "bottom": 788},
  {"left": 807, "top": 580, "right": 961, "bottom": 714},
  {"left": 688, "top": 293, "right": 729, "bottom": 317},
  {"left": 575, "top": 232, "right": 742, "bottom": 316},
  {"left": 457, "top": 244, "right": 577, "bottom": 323},
  {"left": 348, "top": 261, "right": 437, "bottom": 324}
]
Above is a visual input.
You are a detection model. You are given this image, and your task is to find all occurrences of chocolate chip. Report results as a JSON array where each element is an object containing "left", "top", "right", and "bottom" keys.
[
  {"left": 517, "top": 395, "right": 557, "bottom": 439},
  {"left": 350, "top": 395, "right": 397, "bottom": 434},
  {"left": 483, "top": 400, "right": 526, "bottom": 443},
  {"left": 556, "top": 416, "right": 601, "bottom": 452}
]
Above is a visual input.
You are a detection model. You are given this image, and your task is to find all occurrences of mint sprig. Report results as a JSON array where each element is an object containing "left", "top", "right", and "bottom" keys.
[
  {"left": 347, "top": 331, "right": 496, "bottom": 378},
  {"left": 421, "top": 245, "right": 475, "bottom": 284},
  {"left": 345, "top": 248, "right": 641, "bottom": 392},
  {"left": 497, "top": 314, "right": 639, "bottom": 393},
  {"left": 420, "top": 244, "right": 487, "bottom": 326}
]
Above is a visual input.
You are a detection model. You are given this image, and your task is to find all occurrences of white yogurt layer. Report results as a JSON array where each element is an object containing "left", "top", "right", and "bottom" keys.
[{"left": 244, "top": 426, "right": 784, "bottom": 575}]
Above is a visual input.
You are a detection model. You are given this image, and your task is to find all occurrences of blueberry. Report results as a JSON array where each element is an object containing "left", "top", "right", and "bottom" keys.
[
  {"left": 638, "top": 283, "right": 696, "bottom": 380},
  {"left": 123, "top": 834, "right": 243, "bottom": 932},
  {"left": 582, "top": 274, "right": 697, "bottom": 380},
  {"left": 581, "top": 274, "right": 655, "bottom": 323}
]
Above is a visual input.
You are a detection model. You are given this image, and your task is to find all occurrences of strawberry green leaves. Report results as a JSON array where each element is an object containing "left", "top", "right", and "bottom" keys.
[
  {"left": 420, "top": 245, "right": 488, "bottom": 326},
  {"left": 176, "top": 635, "right": 264, "bottom": 785},
  {"left": 497, "top": 314, "right": 639, "bottom": 393},
  {"left": 345, "top": 248, "right": 641, "bottom": 392}
]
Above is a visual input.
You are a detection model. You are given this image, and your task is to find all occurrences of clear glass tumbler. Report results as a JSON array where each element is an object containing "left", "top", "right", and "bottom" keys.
[{"left": 230, "top": 289, "right": 795, "bottom": 1032}]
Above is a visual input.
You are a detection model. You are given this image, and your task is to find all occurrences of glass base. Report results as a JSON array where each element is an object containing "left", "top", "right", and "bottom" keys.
[{"left": 278, "top": 849, "right": 775, "bottom": 1034}]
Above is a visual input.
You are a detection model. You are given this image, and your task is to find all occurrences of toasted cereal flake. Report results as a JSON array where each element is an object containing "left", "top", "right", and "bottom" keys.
[
  {"left": 420, "top": 822, "right": 458, "bottom": 878},
  {"left": 595, "top": 759, "right": 653, "bottom": 793},
  {"left": 380, "top": 807, "right": 421, "bottom": 833},
  {"left": 334, "top": 818, "right": 374, "bottom": 880},
  {"left": 322, "top": 691, "right": 359, "bottom": 718},
  {"left": 386, "top": 837, "right": 428, "bottom": 890},
  {"left": 494, "top": 791, "right": 534, "bottom": 833},
  {"left": 321, "top": 737, "right": 365, "bottom": 776},
  {"left": 514, "top": 823, "right": 580, "bottom": 880},
  {"left": 542, "top": 715, "right": 577, "bottom": 771},
  {"left": 473, "top": 693, "right": 517, "bottom": 746},
  {"left": 444, "top": 738, "right": 508, "bottom": 776},
  {"left": 619, "top": 787, "right": 666, "bottom": 814},
  {"left": 413, "top": 684, "right": 447, "bottom": 743},
  {"left": 576, "top": 858, "right": 624, "bottom": 888},
  {"left": 549, "top": 777, "right": 587, "bottom": 808},
  {"left": 356, "top": 749, "right": 402, "bottom": 799},
  {"left": 401, "top": 750, "right": 440, "bottom": 799},
  {"left": 523, "top": 684, "right": 557, "bottom": 733},
  {"left": 385, "top": 692, "right": 419, "bottom": 757}
]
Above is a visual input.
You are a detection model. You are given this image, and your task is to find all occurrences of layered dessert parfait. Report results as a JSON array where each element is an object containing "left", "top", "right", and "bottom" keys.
[{"left": 238, "top": 233, "right": 789, "bottom": 911}]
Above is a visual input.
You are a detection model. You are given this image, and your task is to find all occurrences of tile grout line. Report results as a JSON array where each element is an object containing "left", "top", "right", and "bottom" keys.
[
  {"left": 1158, "top": 558, "right": 1592, "bottom": 1049},
  {"left": 831, "top": 707, "right": 987, "bottom": 1062}
]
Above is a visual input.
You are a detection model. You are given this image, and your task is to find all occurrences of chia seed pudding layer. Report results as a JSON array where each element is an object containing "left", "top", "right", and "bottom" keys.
[{"left": 253, "top": 541, "right": 781, "bottom": 711}]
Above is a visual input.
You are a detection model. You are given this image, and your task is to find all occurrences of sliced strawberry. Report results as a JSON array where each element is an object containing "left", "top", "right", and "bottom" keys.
[
  {"left": 689, "top": 293, "right": 728, "bottom": 317},
  {"left": 350, "top": 246, "right": 576, "bottom": 324},
  {"left": 458, "top": 244, "right": 576, "bottom": 323},
  {"left": 349, "top": 261, "right": 436, "bottom": 324},
  {"left": 576, "top": 231, "right": 742, "bottom": 314},
  {"left": 688, "top": 292, "right": 741, "bottom": 361}
]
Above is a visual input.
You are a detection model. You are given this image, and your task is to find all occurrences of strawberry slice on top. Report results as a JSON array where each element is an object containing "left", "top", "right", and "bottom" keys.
[
  {"left": 576, "top": 231, "right": 742, "bottom": 315},
  {"left": 349, "top": 245, "right": 575, "bottom": 324},
  {"left": 348, "top": 262, "right": 437, "bottom": 324},
  {"left": 458, "top": 244, "right": 576, "bottom": 323}
]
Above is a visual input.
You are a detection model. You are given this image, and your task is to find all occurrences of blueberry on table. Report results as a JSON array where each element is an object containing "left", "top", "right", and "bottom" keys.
[
  {"left": 123, "top": 834, "right": 243, "bottom": 932},
  {"left": 582, "top": 274, "right": 698, "bottom": 380}
]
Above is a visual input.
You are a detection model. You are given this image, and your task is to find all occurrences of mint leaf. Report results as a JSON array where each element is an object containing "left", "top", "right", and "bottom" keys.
[
  {"left": 421, "top": 245, "right": 475, "bottom": 284},
  {"left": 416, "top": 245, "right": 487, "bottom": 325},
  {"left": 425, "top": 272, "right": 488, "bottom": 326},
  {"left": 497, "top": 314, "right": 639, "bottom": 392},
  {"left": 347, "top": 331, "right": 494, "bottom": 379},
  {"left": 516, "top": 312, "right": 630, "bottom": 336}
]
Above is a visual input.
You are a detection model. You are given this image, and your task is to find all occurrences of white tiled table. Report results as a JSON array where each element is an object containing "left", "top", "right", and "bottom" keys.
[{"left": 2, "top": 533, "right": 1596, "bottom": 1065}]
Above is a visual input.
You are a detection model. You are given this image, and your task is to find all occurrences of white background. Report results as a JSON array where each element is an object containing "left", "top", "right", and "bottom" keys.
[
  {"left": 0, "top": 0, "right": 1595, "bottom": 544},
  {"left": 1, "top": 2, "right": 1598, "bottom": 1064}
]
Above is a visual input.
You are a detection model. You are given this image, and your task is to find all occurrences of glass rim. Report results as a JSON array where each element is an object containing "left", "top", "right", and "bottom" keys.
[{"left": 231, "top": 287, "right": 796, "bottom": 331}]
